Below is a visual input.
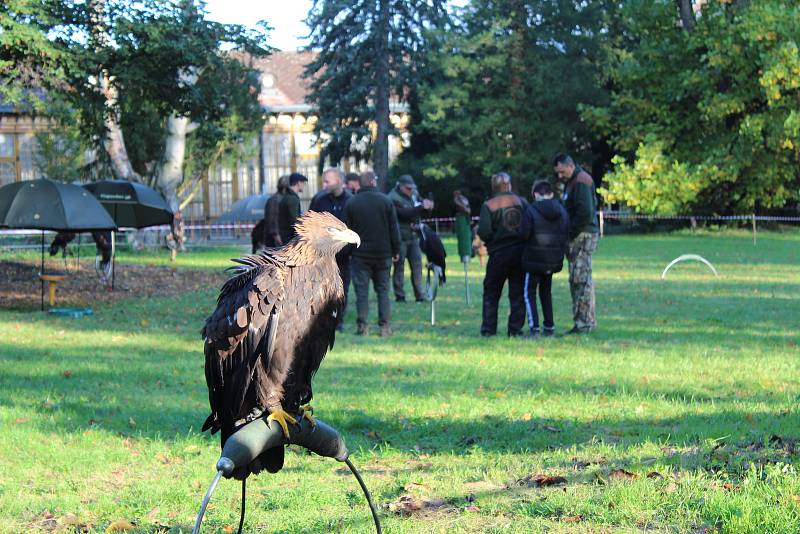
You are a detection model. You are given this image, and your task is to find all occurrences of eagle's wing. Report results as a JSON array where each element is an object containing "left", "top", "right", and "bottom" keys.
[{"left": 201, "top": 254, "right": 285, "bottom": 442}]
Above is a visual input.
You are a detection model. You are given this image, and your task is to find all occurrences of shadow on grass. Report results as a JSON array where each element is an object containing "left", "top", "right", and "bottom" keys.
[{"left": 2, "top": 339, "right": 797, "bottom": 455}]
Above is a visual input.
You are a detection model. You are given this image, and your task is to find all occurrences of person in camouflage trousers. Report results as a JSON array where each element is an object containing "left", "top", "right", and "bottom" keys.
[
  {"left": 566, "top": 232, "right": 598, "bottom": 331},
  {"left": 554, "top": 154, "right": 599, "bottom": 334}
]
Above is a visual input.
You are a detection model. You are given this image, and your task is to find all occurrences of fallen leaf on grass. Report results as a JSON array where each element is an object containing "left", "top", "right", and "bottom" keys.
[
  {"left": 664, "top": 483, "right": 679, "bottom": 493},
  {"left": 722, "top": 483, "right": 737, "bottom": 492},
  {"left": 791, "top": 495, "right": 800, "bottom": 505},
  {"left": 222, "top": 526, "right": 235, "bottom": 533},
  {"left": 106, "top": 519, "right": 136, "bottom": 532},
  {"left": 609, "top": 469, "right": 638, "bottom": 480},
  {"left": 13, "top": 418, "right": 29, "bottom": 424},
  {"left": 388, "top": 495, "right": 446, "bottom": 516},
  {"left": 646, "top": 471, "right": 664, "bottom": 479},
  {"left": 511, "top": 474, "right": 568, "bottom": 488},
  {"left": 562, "top": 515, "right": 584, "bottom": 523},
  {"left": 145, "top": 508, "right": 160, "bottom": 521},
  {"left": 63, "top": 370, "right": 73, "bottom": 378},
  {"left": 464, "top": 505, "right": 480, "bottom": 512}
]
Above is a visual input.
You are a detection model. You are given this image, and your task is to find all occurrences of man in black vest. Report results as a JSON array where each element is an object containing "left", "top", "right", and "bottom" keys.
[
  {"left": 477, "top": 172, "right": 528, "bottom": 337},
  {"left": 520, "top": 180, "right": 569, "bottom": 337},
  {"left": 310, "top": 167, "right": 353, "bottom": 331}
]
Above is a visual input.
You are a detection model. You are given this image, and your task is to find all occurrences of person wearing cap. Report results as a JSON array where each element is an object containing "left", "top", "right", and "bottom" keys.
[
  {"left": 477, "top": 172, "right": 528, "bottom": 337},
  {"left": 388, "top": 174, "right": 433, "bottom": 302},
  {"left": 345, "top": 170, "right": 401, "bottom": 337},
  {"left": 278, "top": 172, "right": 308, "bottom": 243}
]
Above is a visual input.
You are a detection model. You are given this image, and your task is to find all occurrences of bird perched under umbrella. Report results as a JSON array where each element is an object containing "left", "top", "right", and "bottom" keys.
[{"left": 201, "top": 211, "right": 360, "bottom": 474}]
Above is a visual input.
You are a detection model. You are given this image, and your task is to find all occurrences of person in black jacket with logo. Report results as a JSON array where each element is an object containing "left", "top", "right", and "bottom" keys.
[
  {"left": 477, "top": 172, "right": 528, "bottom": 337},
  {"left": 519, "top": 180, "right": 569, "bottom": 337}
]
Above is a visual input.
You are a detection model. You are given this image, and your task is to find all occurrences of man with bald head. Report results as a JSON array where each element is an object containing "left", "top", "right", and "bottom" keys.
[{"left": 311, "top": 167, "right": 353, "bottom": 331}]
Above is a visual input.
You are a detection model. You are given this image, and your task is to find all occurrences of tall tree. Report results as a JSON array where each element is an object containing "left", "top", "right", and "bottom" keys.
[
  {"left": 11, "top": 0, "right": 270, "bottom": 213},
  {"left": 591, "top": 0, "right": 800, "bottom": 214},
  {"left": 304, "top": 0, "right": 448, "bottom": 188},
  {"left": 0, "top": 0, "right": 64, "bottom": 110},
  {"left": 397, "top": 0, "right": 617, "bottom": 199}
]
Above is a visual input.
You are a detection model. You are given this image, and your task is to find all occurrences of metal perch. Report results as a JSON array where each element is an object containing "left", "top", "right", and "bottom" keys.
[{"left": 193, "top": 415, "right": 381, "bottom": 534}]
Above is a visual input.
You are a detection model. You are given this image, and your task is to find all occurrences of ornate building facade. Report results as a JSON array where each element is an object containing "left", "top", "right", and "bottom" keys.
[{"left": 1, "top": 51, "right": 409, "bottom": 222}]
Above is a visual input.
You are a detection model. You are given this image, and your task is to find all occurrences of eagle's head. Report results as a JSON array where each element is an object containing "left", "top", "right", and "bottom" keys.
[{"left": 294, "top": 210, "right": 360, "bottom": 256}]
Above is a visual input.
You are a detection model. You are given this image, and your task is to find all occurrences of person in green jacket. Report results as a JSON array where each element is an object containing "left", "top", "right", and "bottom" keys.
[
  {"left": 554, "top": 154, "right": 599, "bottom": 334},
  {"left": 388, "top": 175, "right": 433, "bottom": 302}
]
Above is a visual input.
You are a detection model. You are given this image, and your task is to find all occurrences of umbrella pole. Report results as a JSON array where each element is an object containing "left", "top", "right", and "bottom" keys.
[
  {"left": 41, "top": 231, "right": 45, "bottom": 311},
  {"left": 111, "top": 230, "right": 115, "bottom": 291},
  {"left": 463, "top": 260, "right": 471, "bottom": 306}
]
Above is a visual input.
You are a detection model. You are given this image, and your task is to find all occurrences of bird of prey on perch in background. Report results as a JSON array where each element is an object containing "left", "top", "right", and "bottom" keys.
[{"left": 201, "top": 210, "right": 360, "bottom": 474}]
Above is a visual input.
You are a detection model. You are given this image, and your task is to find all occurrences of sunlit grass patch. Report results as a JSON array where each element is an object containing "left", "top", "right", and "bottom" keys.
[{"left": 0, "top": 230, "right": 798, "bottom": 532}]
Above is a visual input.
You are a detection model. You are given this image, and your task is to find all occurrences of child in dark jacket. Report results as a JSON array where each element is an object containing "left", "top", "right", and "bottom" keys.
[{"left": 519, "top": 181, "right": 570, "bottom": 337}]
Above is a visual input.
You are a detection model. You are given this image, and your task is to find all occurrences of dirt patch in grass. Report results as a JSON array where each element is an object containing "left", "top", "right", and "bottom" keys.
[{"left": 0, "top": 259, "right": 225, "bottom": 311}]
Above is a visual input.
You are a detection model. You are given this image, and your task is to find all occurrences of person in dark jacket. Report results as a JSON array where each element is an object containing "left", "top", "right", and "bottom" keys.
[
  {"left": 278, "top": 172, "right": 308, "bottom": 243},
  {"left": 554, "top": 153, "right": 599, "bottom": 334},
  {"left": 310, "top": 167, "right": 353, "bottom": 331},
  {"left": 477, "top": 172, "right": 528, "bottom": 337},
  {"left": 519, "top": 180, "right": 569, "bottom": 337},
  {"left": 388, "top": 175, "right": 433, "bottom": 302},
  {"left": 344, "top": 170, "right": 401, "bottom": 337},
  {"left": 264, "top": 175, "right": 289, "bottom": 247}
]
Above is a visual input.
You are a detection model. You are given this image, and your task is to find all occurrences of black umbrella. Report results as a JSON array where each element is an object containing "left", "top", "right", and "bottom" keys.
[
  {"left": 83, "top": 180, "right": 173, "bottom": 228},
  {"left": 0, "top": 179, "right": 117, "bottom": 309},
  {"left": 83, "top": 180, "right": 174, "bottom": 291},
  {"left": 216, "top": 194, "right": 269, "bottom": 223},
  {"left": 0, "top": 179, "right": 117, "bottom": 231}
]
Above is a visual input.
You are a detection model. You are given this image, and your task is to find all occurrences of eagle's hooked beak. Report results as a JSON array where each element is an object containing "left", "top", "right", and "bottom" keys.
[{"left": 341, "top": 229, "right": 361, "bottom": 248}]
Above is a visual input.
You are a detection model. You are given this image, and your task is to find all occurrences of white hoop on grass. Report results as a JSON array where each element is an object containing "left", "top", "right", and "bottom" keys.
[{"left": 661, "top": 254, "right": 718, "bottom": 279}]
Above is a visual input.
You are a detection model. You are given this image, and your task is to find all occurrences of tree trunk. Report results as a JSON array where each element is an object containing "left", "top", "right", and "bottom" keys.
[
  {"left": 157, "top": 114, "right": 190, "bottom": 212},
  {"left": 373, "top": 0, "right": 391, "bottom": 191},
  {"left": 100, "top": 76, "right": 137, "bottom": 180},
  {"left": 676, "top": 0, "right": 695, "bottom": 32},
  {"left": 508, "top": 0, "right": 527, "bottom": 193},
  {"left": 89, "top": 0, "right": 138, "bottom": 181}
]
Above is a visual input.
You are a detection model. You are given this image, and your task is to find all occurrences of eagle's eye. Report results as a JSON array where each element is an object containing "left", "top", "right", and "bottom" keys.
[{"left": 326, "top": 226, "right": 339, "bottom": 234}]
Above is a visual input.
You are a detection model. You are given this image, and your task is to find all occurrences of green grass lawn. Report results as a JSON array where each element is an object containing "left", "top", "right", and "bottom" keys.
[{"left": 1, "top": 230, "right": 799, "bottom": 533}]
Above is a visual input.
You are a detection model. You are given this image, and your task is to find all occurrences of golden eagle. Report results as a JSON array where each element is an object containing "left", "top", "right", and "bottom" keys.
[{"left": 201, "top": 211, "right": 360, "bottom": 473}]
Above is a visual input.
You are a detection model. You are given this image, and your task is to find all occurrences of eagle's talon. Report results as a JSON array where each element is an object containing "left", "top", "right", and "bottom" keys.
[
  {"left": 267, "top": 408, "right": 297, "bottom": 438},
  {"left": 300, "top": 405, "right": 317, "bottom": 429}
]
